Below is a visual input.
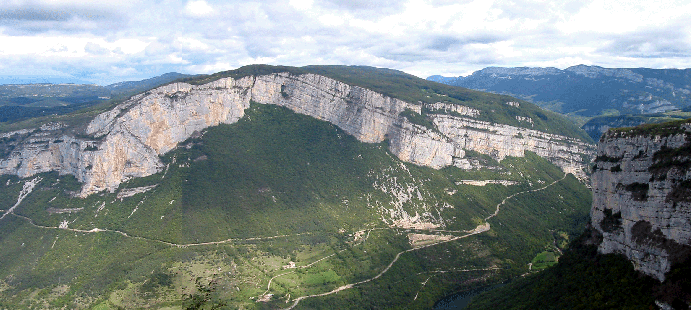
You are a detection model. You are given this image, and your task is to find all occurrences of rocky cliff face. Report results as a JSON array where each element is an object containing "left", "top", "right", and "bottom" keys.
[
  {"left": 0, "top": 72, "right": 593, "bottom": 197},
  {"left": 591, "top": 124, "right": 691, "bottom": 281}
]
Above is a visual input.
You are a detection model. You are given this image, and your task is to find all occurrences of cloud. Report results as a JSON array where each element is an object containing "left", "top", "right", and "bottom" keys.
[
  {"left": 49, "top": 44, "right": 68, "bottom": 53},
  {"left": 289, "top": 0, "right": 313, "bottom": 11},
  {"left": 84, "top": 42, "right": 110, "bottom": 55},
  {"left": 424, "top": 34, "right": 507, "bottom": 51},
  {"left": 0, "top": 1, "right": 131, "bottom": 34},
  {"left": 1, "top": 0, "right": 691, "bottom": 84},
  {"left": 318, "top": 0, "right": 404, "bottom": 18},
  {"left": 0, "top": 8, "right": 72, "bottom": 21},
  {"left": 184, "top": 0, "right": 214, "bottom": 18},
  {"left": 595, "top": 19, "right": 691, "bottom": 58}
]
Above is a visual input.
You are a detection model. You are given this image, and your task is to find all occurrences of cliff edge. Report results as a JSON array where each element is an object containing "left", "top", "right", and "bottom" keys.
[
  {"left": 0, "top": 69, "right": 594, "bottom": 197},
  {"left": 592, "top": 120, "right": 691, "bottom": 281}
]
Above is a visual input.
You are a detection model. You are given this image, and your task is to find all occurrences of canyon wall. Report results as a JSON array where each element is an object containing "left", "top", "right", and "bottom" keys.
[
  {"left": 591, "top": 124, "right": 691, "bottom": 281},
  {"left": 0, "top": 72, "right": 594, "bottom": 196}
]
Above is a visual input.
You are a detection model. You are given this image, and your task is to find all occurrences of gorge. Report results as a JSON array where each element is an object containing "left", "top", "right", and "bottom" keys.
[{"left": 0, "top": 68, "right": 593, "bottom": 197}]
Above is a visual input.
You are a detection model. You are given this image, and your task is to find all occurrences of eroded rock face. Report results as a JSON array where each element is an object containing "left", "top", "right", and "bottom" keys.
[
  {"left": 433, "top": 115, "right": 591, "bottom": 178},
  {"left": 591, "top": 126, "right": 691, "bottom": 281},
  {"left": 0, "top": 72, "right": 594, "bottom": 196},
  {"left": 0, "top": 134, "right": 95, "bottom": 182}
]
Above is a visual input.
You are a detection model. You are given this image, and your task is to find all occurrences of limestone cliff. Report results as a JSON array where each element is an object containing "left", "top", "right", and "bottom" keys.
[
  {"left": 591, "top": 122, "right": 691, "bottom": 281},
  {"left": 0, "top": 72, "right": 594, "bottom": 197}
]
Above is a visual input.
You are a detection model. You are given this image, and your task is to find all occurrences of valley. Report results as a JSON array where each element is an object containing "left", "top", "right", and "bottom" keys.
[
  {"left": 0, "top": 67, "right": 593, "bottom": 308},
  {"left": 0, "top": 156, "right": 582, "bottom": 309},
  {"left": 2, "top": 0, "right": 689, "bottom": 308}
]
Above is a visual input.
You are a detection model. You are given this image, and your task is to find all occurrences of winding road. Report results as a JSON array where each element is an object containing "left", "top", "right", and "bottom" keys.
[
  {"left": 3, "top": 173, "right": 568, "bottom": 309},
  {"left": 283, "top": 173, "right": 568, "bottom": 309}
]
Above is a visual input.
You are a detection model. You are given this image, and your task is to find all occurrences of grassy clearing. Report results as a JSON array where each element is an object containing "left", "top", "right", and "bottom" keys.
[{"left": 531, "top": 251, "right": 559, "bottom": 270}]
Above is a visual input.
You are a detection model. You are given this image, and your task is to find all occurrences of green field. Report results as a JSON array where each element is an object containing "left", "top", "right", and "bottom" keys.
[{"left": 531, "top": 251, "right": 558, "bottom": 270}]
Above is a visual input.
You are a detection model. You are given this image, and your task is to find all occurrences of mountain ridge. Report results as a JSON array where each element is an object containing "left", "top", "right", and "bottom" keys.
[
  {"left": 0, "top": 65, "right": 594, "bottom": 197},
  {"left": 0, "top": 103, "right": 592, "bottom": 309},
  {"left": 0, "top": 65, "right": 596, "bottom": 309},
  {"left": 428, "top": 65, "right": 691, "bottom": 118}
]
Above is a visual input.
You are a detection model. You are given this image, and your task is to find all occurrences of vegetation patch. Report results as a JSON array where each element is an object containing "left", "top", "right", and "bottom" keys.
[
  {"left": 666, "top": 180, "right": 691, "bottom": 203},
  {"left": 599, "top": 208, "right": 623, "bottom": 233},
  {"left": 280, "top": 84, "right": 289, "bottom": 99},
  {"left": 656, "top": 259, "right": 691, "bottom": 308},
  {"left": 621, "top": 182, "right": 649, "bottom": 201},
  {"left": 584, "top": 113, "right": 691, "bottom": 141},
  {"left": 608, "top": 118, "right": 691, "bottom": 138},
  {"left": 400, "top": 108, "right": 437, "bottom": 131},
  {"left": 304, "top": 270, "right": 341, "bottom": 286},
  {"left": 466, "top": 230, "right": 659, "bottom": 310},
  {"left": 530, "top": 251, "right": 558, "bottom": 270},
  {"left": 594, "top": 154, "right": 622, "bottom": 163},
  {"left": 631, "top": 220, "right": 691, "bottom": 266},
  {"left": 176, "top": 64, "right": 307, "bottom": 86},
  {"left": 649, "top": 143, "right": 691, "bottom": 180}
]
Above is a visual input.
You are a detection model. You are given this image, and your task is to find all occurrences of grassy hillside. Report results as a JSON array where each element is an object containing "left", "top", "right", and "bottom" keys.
[{"left": 0, "top": 104, "right": 592, "bottom": 309}]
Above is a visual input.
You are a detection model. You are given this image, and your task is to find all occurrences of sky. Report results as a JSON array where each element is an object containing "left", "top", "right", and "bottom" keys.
[{"left": 0, "top": 0, "right": 690, "bottom": 85}]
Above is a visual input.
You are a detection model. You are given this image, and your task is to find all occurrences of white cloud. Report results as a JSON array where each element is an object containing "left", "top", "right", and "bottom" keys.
[
  {"left": 1, "top": 0, "right": 691, "bottom": 84},
  {"left": 289, "top": 0, "right": 314, "bottom": 11},
  {"left": 84, "top": 42, "right": 110, "bottom": 55},
  {"left": 557, "top": 0, "right": 691, "bottom": 34},
  {"left": 184, "top": 0, "right": 214, "bottom": 18},
  {"left": 318, "top": 14, "right": 346, "bottom": 27},
  {"left": 177, "top": 37, "right": 210, "bottom": 51}
]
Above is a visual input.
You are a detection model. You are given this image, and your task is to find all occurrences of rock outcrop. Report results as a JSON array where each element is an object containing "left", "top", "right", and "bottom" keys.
[
  {"left": 0, "top": 72, "right": 594, "bottom": 196},
  {"left": 591, "top": 123, "right": 691, "bottom": 281}
]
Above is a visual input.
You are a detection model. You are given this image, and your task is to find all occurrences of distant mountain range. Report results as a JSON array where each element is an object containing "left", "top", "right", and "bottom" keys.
[
  {"left": 429, "top": 65, "right": 691, "bottom": 117},
  {"left": 105, "top": 72, "right": 194, "bottom": 96},
  {"left": 0, "top": 76, "right": 95, "bottom": 85},
  {"left": 428, "top": 65, "right": 691, "bottom": 139},
  {"left": 0, "top": 72, "right": 193, "bottom": 123}
]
